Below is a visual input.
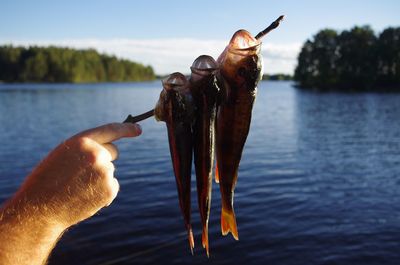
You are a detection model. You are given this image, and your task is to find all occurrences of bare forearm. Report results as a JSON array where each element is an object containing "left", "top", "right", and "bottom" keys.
[
  {"left": 0, "top": 123, "right": 141, "bottom": 264},
  {"left": 0, "top": 197, "right": 66, "bottom": 265}
]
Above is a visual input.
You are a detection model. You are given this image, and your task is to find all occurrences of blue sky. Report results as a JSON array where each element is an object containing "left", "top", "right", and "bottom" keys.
[{"left": 1, "top": 0, "right": 399, "bottom": 74}]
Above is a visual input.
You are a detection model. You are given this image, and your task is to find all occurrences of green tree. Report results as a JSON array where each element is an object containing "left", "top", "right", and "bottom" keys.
[
  {"left": 0, "top": 45, "right": 23, "bottom": 82},
  {"left": 336, "top": 26, "right": 377, "bottom": 90},
  {"left": 294, "top": 26, "right": 399, "bottom": 91},
  {"left": 20, "top": 48, "right": 48, "bottom": 82},
  {"left": 376, "top": 27, "right": 400, "bottom": 88},
  {"left": 103, "top": 55, "right": 126, "bottom": 82},
  {"left": 0, "top": 45, "right": 155, "bottom": 83},
  {"left": 294, "top": 29, "right": 339, "bottom": 90}
]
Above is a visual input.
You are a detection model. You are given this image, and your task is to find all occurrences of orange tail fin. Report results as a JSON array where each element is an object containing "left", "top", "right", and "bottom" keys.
[
  {"left": 202, "top": 225, "right": 210, "bottom": 257},
  {"left": 221, "top": 206, "right": 239, "bottom": 240},
  {"left": 215, "top": 163, "right": 220, "bottom": 183},
  {"left": 187, "top": 227, "right": 195, "bottom": 255}
]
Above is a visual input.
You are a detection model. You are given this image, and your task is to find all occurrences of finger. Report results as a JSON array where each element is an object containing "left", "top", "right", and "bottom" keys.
[
  {"left": 76, "top": 123, "right": 142, "bottom": 144},
  {"left": 94, "top": 145, "right": 113, "bottom": 165},
  {"left": 103, "top": 143, "right": 119, "bottom": 161},
  {"left": 105, "top": 178, "right": 120, "bottom": 207}
]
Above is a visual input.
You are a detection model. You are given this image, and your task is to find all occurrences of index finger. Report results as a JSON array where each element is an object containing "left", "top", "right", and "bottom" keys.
[{"left": 76, "top": 122, "right": 142, "bottom": 144}]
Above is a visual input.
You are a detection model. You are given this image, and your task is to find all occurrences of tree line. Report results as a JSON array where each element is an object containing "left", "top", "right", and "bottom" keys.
[
  {"left": 0, "top": 45, "right": 155, "bottom": 83},
  {"left": 262, "top": 74, "right": 292, "bottom": 81},
  {"left": 294, "top": 26, "right": 400, "bottom": 91}
]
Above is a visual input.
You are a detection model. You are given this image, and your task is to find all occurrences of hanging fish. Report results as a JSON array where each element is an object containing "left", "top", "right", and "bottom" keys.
[
  {"left": 215, "top": 16, "right": 284, "bottom": 240},
  {"left": 154, "top": 72, "right": 195, "bottom": 254},
  {"left": 189, "top": 55, "right": 219, "bottom": 256},
  {"left": 123, "top": 15, "right": 284, "bottom": 252}
]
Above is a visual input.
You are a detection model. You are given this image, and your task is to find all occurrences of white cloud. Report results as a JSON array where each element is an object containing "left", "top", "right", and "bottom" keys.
[
  {"left": 0, "top": 38, "right": 302, "bottom": 75},
  {"left": 262, "top": 43, "right": 302, "bottom": 75}
]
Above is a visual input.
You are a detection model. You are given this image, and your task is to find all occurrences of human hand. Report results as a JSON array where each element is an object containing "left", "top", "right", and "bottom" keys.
[
  {"left": 9, "top": 122, "right": 141, "bottom": 228},
  {"left": 0, "top": 122, "right": 141, "bottom": 265}
]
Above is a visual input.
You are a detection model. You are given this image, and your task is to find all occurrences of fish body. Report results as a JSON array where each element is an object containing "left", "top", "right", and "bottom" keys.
[
  {"left": 154, "top": 73, "right": 195, "bottom": 253},
  {"left": 215, "top": 30, "right": 263, "bottom": 240},
  {"left": 189, "top": 55, "right": 219, "bottom": 256}
]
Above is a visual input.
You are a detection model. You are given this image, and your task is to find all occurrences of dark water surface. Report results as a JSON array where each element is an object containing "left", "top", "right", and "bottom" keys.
[{"left": 1, "top": 81, "right": 400, "bottom": 264}]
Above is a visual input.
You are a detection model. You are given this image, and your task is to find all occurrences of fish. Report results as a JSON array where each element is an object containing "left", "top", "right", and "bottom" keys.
[
  {"left": 189, "top": 55, "right": 219, "bottom": 256},
  {"left": 215, "top": 29, "right": 263, "bottom": 240},
  {"left": 154, "top": 72, "right": 195, "bottom": 254}
]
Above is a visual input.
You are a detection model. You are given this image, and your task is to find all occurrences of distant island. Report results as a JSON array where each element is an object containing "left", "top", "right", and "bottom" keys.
[
  {"left": 294, "top": 26, "right": 400, "bottom": 92},
  {"left": 0, "top": 45, "right": 155, "bottom": 83},
  {"left": 262, "top": 74, "right": 292, "bottom": 81}
]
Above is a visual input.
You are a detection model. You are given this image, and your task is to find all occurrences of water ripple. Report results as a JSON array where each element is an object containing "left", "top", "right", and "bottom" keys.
[{"left": 1, "top": 82, "right": 400, "bottom": 264}]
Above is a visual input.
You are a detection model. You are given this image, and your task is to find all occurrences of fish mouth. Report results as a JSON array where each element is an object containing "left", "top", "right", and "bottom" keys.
[
  {"left": 162, "top": 72, "right": 188, "bottom": 91},
  {"left": 190, "top": 66, "right": 218, "bottom": 76},
  {"left": 227, "top": 29, "right": 261, "bottom": 56},
  {"left": 228, "top": 42, "right": 261, "bottom": 56},
  {"left": 190, "top": 55, "right": 218, "bottom": 76}
]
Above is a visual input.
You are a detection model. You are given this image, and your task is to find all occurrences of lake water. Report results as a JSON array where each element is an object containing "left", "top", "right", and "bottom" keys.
[{"left": 1, "top": 81, "right": 400, "bottom": 265}]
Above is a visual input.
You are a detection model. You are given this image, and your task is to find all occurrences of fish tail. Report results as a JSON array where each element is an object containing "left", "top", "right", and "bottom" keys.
[
  {"left": 215, "top": 162, "right": 220, "bottom": 183},
  {"left": 202, "top": 224, "right": 210, "bottom": 257},
  {"left": 187, "top": 226, "right": 195, "bottom": 255},
  {"left": 221, "top": 205, "right": 239, "bottom": 240}
]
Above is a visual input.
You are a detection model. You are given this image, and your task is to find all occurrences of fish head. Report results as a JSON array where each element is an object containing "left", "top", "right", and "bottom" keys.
[
  {"left": 229, "top": 29, "right": 260, "bottom": 51},
  {"left": 162, "top": 72, "right": 188, "bottom": 92},
  {"left": 155, "top": 72, "right": 194, "bottom": 123},
  {"left": 218, "top": 30, "right": 263, "bottom": 91},
  {"left": 190, "top": 55, "right": 218, "bottom": 82}
]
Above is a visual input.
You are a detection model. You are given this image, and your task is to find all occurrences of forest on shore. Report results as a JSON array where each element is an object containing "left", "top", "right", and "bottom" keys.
[
  {"left": 294, "top": 26, "right": 400, "bottom": 92},
  {"left": 0, "top": 45, "right": 155, "bottom": 83},
  {"left": 262, "top": 74, "right": 292, "bottom": 81}
]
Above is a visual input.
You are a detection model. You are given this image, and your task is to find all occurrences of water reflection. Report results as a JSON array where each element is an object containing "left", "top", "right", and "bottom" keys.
[{"left": 1, "top": 82, "right": 400, "bottom": 264}]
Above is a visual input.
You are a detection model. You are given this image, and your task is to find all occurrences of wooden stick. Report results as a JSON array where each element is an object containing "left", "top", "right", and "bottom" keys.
[
  {"left": 123, "top": 109, "right": 154, "bottom": 123},
  {"left": 255, "top": 15, "right": 284, "bottom": 40},
  {"left": 123, "top": 16, "right": 284, "bottom": 124}
]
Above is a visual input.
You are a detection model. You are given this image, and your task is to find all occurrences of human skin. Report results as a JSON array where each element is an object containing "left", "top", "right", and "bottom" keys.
[{"left": 0, "top": 122, "right": 141, "bottom": 265}]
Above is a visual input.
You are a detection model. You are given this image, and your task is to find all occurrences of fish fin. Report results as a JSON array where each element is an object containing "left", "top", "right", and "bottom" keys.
[
  {"left": 215, "top": 163, "right": 220, "bottom": 183},
  {"left": 202, "top": 225, "right": 210, "bottom": 257},
  {"left": 221, "top": 206, "right": 239, "bottom": 240},
  {"left": 188, "top": 227, "right": 195, "bottom": 255}
]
